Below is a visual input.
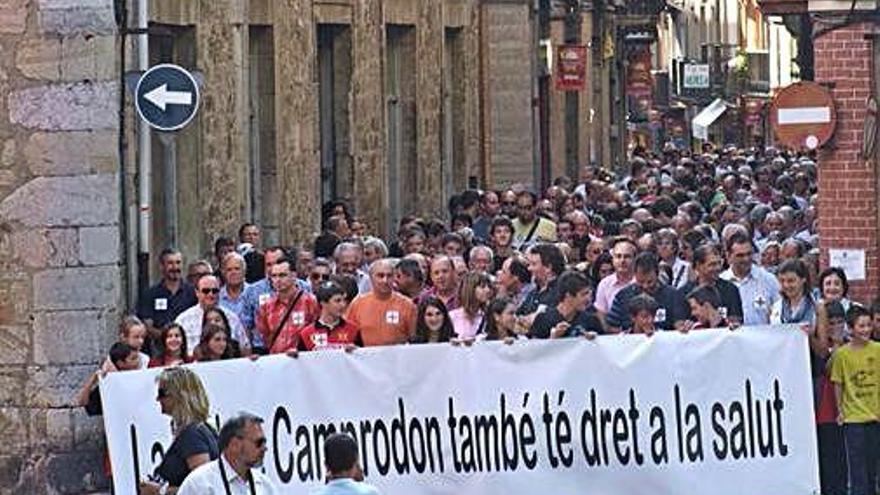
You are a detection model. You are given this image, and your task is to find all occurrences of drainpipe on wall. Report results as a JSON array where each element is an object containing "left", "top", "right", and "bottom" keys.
[
  {"left": 537, "top": 0, "right": 552, "bottom": 191},
  {"left": 115, "top": 0, "right": 131, "bottom": 307},
  {"left": 136, "top": 0, "right": 152, "bottom": 294}
]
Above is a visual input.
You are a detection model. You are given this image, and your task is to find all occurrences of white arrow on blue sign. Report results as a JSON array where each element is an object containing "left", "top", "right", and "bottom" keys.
[{"left": 135, "top": 64, "right": 200, "bottom": 132}]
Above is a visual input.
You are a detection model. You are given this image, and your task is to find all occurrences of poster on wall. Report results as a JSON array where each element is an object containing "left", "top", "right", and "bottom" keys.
[
  {"left": 627, "top": 46, "right": 653, "bottom": 123},
  {"left": 626, "top": 46, "right": 653, "bottom": 96},
  {"left": 556, "top": 45, "right": 588, "bottom": 91}
]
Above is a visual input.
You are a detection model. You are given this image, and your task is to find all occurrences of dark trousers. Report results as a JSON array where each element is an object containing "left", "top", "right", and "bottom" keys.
[
  {"left": 844, "top": 422, "right": 880, "bottom": 495},
  {"left": 818, "top": 423, "right": 848, "bottom": 495}
]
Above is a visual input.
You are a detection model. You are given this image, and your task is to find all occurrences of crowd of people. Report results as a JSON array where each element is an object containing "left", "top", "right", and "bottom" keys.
[{"left": 79, "top": 144, "right": 879, "bottom": 495}]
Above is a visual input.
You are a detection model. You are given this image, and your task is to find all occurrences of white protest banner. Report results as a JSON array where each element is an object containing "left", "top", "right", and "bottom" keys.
[{"left": 100, "top": 326, "right": 819, "bottom": 495}]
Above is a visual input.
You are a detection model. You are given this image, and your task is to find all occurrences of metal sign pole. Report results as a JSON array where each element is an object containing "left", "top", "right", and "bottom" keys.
[{"left": 156, "top": 132, "right": 179, "bottom": 248}]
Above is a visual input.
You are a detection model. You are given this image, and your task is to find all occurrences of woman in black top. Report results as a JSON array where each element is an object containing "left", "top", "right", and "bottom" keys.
[{"left": 139, "top": 367, "right": 218, "bottom": 495}]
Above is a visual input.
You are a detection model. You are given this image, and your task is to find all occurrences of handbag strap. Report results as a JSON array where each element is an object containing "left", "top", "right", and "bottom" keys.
[
  {"left": 266, "top": 290, "right": 304, "bottom": 350},
  {"left": 517, "top": 218, "right": 542, "bottom": 250}
]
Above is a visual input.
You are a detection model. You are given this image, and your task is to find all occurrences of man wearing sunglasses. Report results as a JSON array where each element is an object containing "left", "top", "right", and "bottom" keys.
[
  {"left": 175, "top": 274, "right": 249, "bottom": 356},
  {"left": 178, "top": 412, "right": 277, "bottom": 495},
  {"left": 511, "top": 190, "right": 557, "bottom": 250}
]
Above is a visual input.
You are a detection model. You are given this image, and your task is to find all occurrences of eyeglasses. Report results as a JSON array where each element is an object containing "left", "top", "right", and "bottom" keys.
[
  {"left": 310, "top": 273, "right": 329, "bottom": 281},
  {"left": 156, "top": 387, "right": 168, "bottom": 400},
  {"left": 502, "top": 201, "right": 516, "bottom": 207},
  {"left": 237, "top": 435, "right": 268, "bottom": 447},
  {"left": 199, "top": 288, "right": 220, "bottom": 295}
]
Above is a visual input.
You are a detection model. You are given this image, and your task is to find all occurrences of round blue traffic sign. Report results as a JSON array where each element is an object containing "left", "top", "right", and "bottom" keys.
[{"left": 135, "top": 64, "right": 200, "bottom": 132}]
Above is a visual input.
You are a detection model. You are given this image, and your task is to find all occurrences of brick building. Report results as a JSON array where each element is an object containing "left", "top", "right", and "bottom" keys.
[
  {"left": 813, "top": 19, "right": 879, "bottom": 302},
  {"left": 757, "top": 0, "right": 880, "bottom": 300}
]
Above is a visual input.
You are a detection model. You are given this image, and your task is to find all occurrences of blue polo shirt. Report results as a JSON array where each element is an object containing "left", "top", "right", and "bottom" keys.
[{"left": 219, "top": 282, "right": 251, "bottom": 322}]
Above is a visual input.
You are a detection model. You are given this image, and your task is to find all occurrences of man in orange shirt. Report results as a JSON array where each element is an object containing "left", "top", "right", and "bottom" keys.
[{"left": 345, "top": 259, "right": 417, "bottom": 346}]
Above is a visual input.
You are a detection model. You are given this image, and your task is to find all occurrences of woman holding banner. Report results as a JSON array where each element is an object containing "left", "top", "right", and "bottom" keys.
[
  {"left": 770, "top": 259, "right": 817, "bottom": 327},
  {"left": 410, "top": 297, "right": 454, "bottom": 344},
  {"left": 193, "top": 324, "right": 237, "bottom": 362},
  {"left": 139, "top": 367, "right": 219, "bottom": 495},
  {"left": 148, "top": 323, "right": 192, "bottom": 368}
]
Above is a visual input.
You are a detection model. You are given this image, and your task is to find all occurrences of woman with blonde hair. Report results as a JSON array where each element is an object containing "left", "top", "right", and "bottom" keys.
[
  {"left": 139, "top": 367, "right": 218, "bottom": 495},
  {"left": 449, "top": 271, "right": 495, "bottom": 339}
]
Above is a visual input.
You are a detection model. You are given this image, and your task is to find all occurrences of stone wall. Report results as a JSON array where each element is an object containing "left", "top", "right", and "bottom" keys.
[
  {"left": 197, "top": 0, "right": 250, "bottom": 251},
  {"left": 137, "top": 0, "right": 488, "bottom": 244},
  {"left": 0, "top": 0, "right": 121, "bottom": 493},
  {"left": 351, "top": 0, "right": 388, "bottom": 236},
  {"left": 274, "top": 0, "right": 322, "bottom": 244},
  {"left": 481, "top": 1, "right": 536, "bottom": 188}
]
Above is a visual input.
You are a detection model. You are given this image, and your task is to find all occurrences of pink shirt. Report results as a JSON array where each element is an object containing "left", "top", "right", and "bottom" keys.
[
  {"left": 449, "top": 308, "right": 484, "bottom": 339},
  {"left": 594, "top": 273, "right": 634, "bottom": 313}
]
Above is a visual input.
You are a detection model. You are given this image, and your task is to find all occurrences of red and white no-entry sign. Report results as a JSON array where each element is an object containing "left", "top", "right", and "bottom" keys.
[{"left": 769, "top": 82, "right": 836, "bottom": 150}]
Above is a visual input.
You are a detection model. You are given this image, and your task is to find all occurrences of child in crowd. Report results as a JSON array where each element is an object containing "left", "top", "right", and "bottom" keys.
[
  {"left": 626, "top": 294, "right": 659, "bottom": 336},
  {"left": 299, "top": 281, "right": 361, "bottom": 351},
  {"left": 76, "top": 342, "right": 142, "bottom": 416},
  {"left": 193, "top": 324, "right": 235, "bottom": 362},
  {"left": 686, "top": 285, "right": 729, "bottom": 330},
  {"left": 148, "top": 323, "right": 192, "bottom": 368},
  {"left": 102, "top": 316, "right": 149, "bottom": 372},
  {"left": 75, "top": 341, "right": 143, "bottom": 481},
  {"left": 870, "top": 301, "right": 880, "bottom": 342},
  {"left": 830, "top": 304, "right": 880, "bottom": 495},
  {"left": 529, "top": 271, "right": 602, "bottom": 339},
  {"left": 815, "top": 301, "right": 847, "bottom": 495},
  {"left": 202, "top": 307, "right": 243, "bottom": 358}
]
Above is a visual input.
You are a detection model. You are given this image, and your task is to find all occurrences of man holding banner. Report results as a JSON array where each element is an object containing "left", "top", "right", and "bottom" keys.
[{"left": 178, "top": 412, "right": 277, "bottom": 495}]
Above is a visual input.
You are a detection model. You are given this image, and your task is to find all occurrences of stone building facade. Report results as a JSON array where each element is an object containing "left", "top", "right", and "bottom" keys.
[
  {"left": 0, "top": 0, "right": 123, "bottom": 493},
  {"left": 144, "top": 0, "right": 539, "bottom": 267}
]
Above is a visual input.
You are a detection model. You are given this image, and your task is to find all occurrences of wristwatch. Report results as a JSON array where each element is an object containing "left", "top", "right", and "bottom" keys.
[{"left": 158, "top": 482, "right": 169, "bottom": 495}]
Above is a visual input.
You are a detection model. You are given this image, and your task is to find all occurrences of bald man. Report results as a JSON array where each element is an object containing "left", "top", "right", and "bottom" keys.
[{"left": 345, "top": 259, "right": 417, "bottom": 346}]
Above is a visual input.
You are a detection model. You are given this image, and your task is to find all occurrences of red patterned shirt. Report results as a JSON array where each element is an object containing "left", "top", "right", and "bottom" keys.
[
  {"left": 298, "top": 318, "right": 362, "bottom": 351},
  {"left": 255, "top": 289, "right": 320, "bottom": 353}
]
